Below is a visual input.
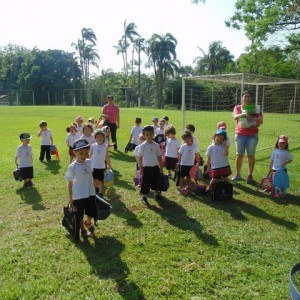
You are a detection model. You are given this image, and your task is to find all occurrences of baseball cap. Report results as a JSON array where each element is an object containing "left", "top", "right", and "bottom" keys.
[
  {"left": 76, "top": 116, "right": 83, "bottom": 122},
  {"left": 217, "top": 121, "right": 227, "bottom": 129},
  {"left": 94, "top": 129, "right": 105, "bottom": 137},
  {"left": 278, "top": 135, "right": 288, "bottom": 143},
  {"left": 152, "top": 116, "right": 158, "bottom": 122},
  {"left": 73, "top": 138, "right": 90, "bottom": 151},
  {"left": 215, "top": 129, "right": 227, "bottom": 138},
  {"left": 20, "top": 132, "right": 32, "bottom": 140},
  {"left": 101, "top": 125, "right": 110, "bottom": 132}
]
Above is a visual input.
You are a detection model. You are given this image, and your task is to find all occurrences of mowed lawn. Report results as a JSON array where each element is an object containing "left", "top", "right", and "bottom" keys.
[{"left": 0, "top": 106, "right": 299, "bottom": 299}]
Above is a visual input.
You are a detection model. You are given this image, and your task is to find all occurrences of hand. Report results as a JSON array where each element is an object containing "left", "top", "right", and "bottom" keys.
[{"left": 69, "top": 198, "right": 74, "bottom": 204}]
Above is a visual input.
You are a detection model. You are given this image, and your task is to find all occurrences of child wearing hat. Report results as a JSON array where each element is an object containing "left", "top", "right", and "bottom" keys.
[
  {"left": 217, "top": 121, "right": 230, "bottom": 146},
  {"left": 269, "top": 135, "right": 293, "bottom": 173},
  {"left": 37, "top": 120, "right": 53, "bottom": 162},
  {"left": 90, "top": 129, "right": 111, "bottom": 197},
  {"left": 65, "top": 138, "right": 97, "bottom": 238},
  {"left": 205, "top": 129, "right": 232, "bottom": 192},
  {"left": 15, "top": 132, "right": 34, "bottom": 187},
  {"left": 151, "top": 117, "right": 159, "bottom": 134}
]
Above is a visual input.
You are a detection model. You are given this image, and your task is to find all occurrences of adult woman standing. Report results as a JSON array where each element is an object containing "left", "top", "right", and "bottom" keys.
[
  {"left": 102, "top": 95, "right": 120, "bottom": 150},
  {"left": 232, "top": 91, "right": 263, "bottom": 183}
]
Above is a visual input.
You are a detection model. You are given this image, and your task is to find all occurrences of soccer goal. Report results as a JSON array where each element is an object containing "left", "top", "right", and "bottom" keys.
[{"left": 181, "top": 73, "right": 300, "bottom": 154}]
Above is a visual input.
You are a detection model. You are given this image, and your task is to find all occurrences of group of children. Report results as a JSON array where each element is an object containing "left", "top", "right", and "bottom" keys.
[{"left": 15, "top": 114, "right": 293, "bottom": 238}]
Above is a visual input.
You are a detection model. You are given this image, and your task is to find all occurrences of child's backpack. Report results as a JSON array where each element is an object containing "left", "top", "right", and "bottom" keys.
[
  {"left": 257, "top": 172, "right": 274, "bottom": 194},
  {"left": 104, "top": 169, "right": 114, "bottom": 187},
  {"left": 211, "top": 181, "right": 233, "bottom": 201},
  {"left": 95, "top": 195, "right": 112, "bottom": 221},
  {"left": 155, "top": 173, "right": 169, "bottom": 192},
  {"left": 273, "top": 168, "right": 289, "bottom": 198},
  {"left": 133, "top": 170, "right": 143, "bottom": 187},
  {"left": 125, "top": 142, "right": 135, "bottom": 153},
  {"left": 13, "top": 167, "right": 22, "bottom": 181},
  {"left": 189, "top": 165, "right": 203, "bottom": 184},
  {"left": 50, "top": 144, "right": 60, "bottom": 160},
  {"left": 62, "top": 203, "right": 80, "bottom": 241},
  {"left": 154, "top": 134, "right": 166, "bottom": 144}
]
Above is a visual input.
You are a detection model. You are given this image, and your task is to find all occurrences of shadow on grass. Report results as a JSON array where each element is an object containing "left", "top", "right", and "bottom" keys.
[
  {"left": 16, "top": 186, "right": 45, "bottom": 210},
  {"left": 109, "top": 150, "right": 136, "bottom": 163},
  {"left": 149, "top": 196, "right": 219, "bottom": 246},
  {"left": 44, "top": 160, "right": 61, "bottom": 175},
  {"left": 113, "top": 169, "right": 136, "bottom": 192},
  {"left": 199, "top": 182, "right": 297, "bottom": 230},
  {"left": 76, "top": 236, "right": 145, "bottom": 300},
  {"left": 108, "top": 192, "right": 143, "bottom": 228}
]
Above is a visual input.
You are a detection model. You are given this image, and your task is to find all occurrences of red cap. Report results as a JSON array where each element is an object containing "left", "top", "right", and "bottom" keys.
[
  {"left": 217, "top": 121, "right": 227, "bottom": 129},
  {"left": 278, "top": 135, "right": 288, "bottom": 143}
]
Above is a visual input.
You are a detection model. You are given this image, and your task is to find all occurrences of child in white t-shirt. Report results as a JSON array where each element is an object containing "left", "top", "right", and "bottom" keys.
[
  {"left": 164, "top": 125, "right": 180, "bottom": 178},
  {"left": 65, "top": 138, "right": 97, "bottom": 239},
  {"left": 129, "top": 117, "right": 142, "bottom": 148},
  {"left": 37, "top": 120, "right": 53, "bottom": 162},
  {"left": 80, "top": 123, "right": 95, "bottom": 146},
  {"left": 90, "top": 129, "right": 111, "bottom": 197},
  {"left": 138, "top": 126, "right": 163, "bottom": 206},
  {"left": 185, "top": 124, "right": 199, "bottom": 148},
  {"left": 75, "top": 116, "right": 84, "bottom": 134},
  {"left": 178, "top": 130, "right": 200, "bottom": 195},
  {"left": 15, "top": 132, "right": 34, "bottom": 188},
  {"left": 66, "top": 124, "right": 81, "bottom": 163},
  {"left": 151, "top": 117, "right": 159, "bottom": 134},
  {"left": 216, "top": 121, "right": 230, "bottom": 146},
  {"left": 156, "top": 119, "right": 166, "bottom": 136},
  {"left": 205, "top": 129, "right": 232, "bottom": 191}
]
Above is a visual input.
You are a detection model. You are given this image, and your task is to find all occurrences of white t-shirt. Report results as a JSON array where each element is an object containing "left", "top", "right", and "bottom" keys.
[
  {"left": 205, "top": 144, "right": 230, "bottom": 169},
  {"left": 152, "top": 125, "right": 159, "bottom": 135},
  {"left": 80, "top": 134, "right": 95, "bottom": 146},
  {"left": 66, "top": 132, "right": 81, "bottom": 147},
  {"left": 271, "top": 149, "right": 293, "bottom": 170},
  {"left": 16, "top": 144, "right": 33, "bottom": 168},
  {"left": 156, "top": 128, "right": 165, "bottom": 136},
  {"left": 39, "top": 129, "right": 52, "bottom": 145},
  {"left": 131, "top": 125, "right": 142, "bottom": 145},
  {"left": 165, "top": 137, "right": 180, "bottom": 158},
  {"left": 90, "top": 143, "right": 107, "bottom": 169},
  {"left": 138, "top": 141, "right": 160, "bottom": 167},
  {"left": 65, "top": 159, "right": 95, "bottom": 200},
  {"left": 179, "top": 143, "right": 200, "bottom": 166}
]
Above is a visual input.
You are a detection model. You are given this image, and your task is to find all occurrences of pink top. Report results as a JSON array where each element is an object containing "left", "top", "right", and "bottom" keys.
[
  {"left": 102, "top": 104, "right": 119, "bottom": 124},
  {"left": 233, "top": 105, "right": 263, "bottom": 136}
]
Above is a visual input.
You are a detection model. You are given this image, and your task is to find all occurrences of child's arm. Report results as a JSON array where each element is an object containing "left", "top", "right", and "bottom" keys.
[
  {"left": 206, "top": 157, "right": 212, "bottom": 172},
  {"left": 15, "top": 156, "right": 18, "bottom": 166},
  {"left": 269, "top": 159, "right": 274, "bottom": 172},
  {"left": 138, "top": 155, "right": 143, "bottom": 175},
  {"left": 37, "top": 129, "right": 42, "bottom": 137},
  {"left": 282, "top": 159, "right": 293, "bottom": 168},
  {"left": 158, "top": 155, "right": 163, "bottom": 173},
  {"left": 195, "top": 152, "right": 200, "bottom": 165},
  {"left": 105, "top": 149, "right": 111, "bottom": 169},
  {"left": 177, "top": 153, "right": 182, "bottom": 165},
  {"left": 129, "top": 133, "right": 133, "bottom": 143},
  {"left": 50, "top": 136, "right": 53, "bottom": 144},
  {"left": 222, "top": 141, "right": 229, "bottom": 157},
  {"left": 68, "top": 181, "right": 74, "bottom": 204}
]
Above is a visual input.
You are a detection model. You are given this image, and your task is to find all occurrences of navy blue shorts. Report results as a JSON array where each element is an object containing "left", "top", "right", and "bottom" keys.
[{"left": 73, "top": 196, "right": 96, "bottom": 219}]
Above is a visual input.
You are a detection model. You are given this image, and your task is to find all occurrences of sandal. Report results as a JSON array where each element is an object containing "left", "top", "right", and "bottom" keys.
[
  {"left": 81, "top": 229, "right": 91, "bottom": 238},
  {"left": 84, "top": 220, "right": 95, "bottom": 236}
]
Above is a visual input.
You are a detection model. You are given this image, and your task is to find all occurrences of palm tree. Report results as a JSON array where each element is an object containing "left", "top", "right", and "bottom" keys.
[
  {"left": 113, "top": 39, "right": 128, "bottom": 73},
  {"left": 193, "top": 41, "right": 234, "bottom": 75},
  {"left": 147, "top": 33, "right": 180, "bottom": 108}
]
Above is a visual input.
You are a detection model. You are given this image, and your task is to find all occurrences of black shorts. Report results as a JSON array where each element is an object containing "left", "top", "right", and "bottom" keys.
[
  {"left": 179, "top": 165, "right": 193, "bottom": 178},
  {"left": 165, "top": 156, "right": 178, "bottom": 171},
  {"left": 73, "top": 196, "right": 96, "bottom": 219},
  {"left": 92, "top": 168, "right": 105, "bottom": 181},
  {"left": 20, "top": 167, "right": 33, "bottom": 180}
]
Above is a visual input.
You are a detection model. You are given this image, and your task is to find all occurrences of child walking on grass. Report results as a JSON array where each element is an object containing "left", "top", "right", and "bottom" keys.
[
  {"left": 90, "top": 129, "right": 111, "bottom": 197},
  {"left": 128, "top": 117, "right": 142, "bottom": 149},
  {"left": 138, "top": 125, "right": 164, "bottom": 206},
  {"left": 65, "top": 138, "right": 97, "bottom": 238},
  {"left": 178, "top": 130, "right": 200, "bottom": 195},
  {"left": 80, "top": 123, "right": 95, "bottom": 146},
  {"left": 37, "top": 120, "right": 53, "bottom": 162},
  {"left": 66, "top": 124, "right": 81, "bottom": 163},
  {"left": 15, "top": 132, "right": 34, "bottom": 188},
  {"left": 205, "top": 129, "right": 232, "bottom": 192}
]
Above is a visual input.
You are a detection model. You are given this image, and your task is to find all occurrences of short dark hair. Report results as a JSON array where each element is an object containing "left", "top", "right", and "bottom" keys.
[
  {"left": 107, "top": 95, "right": 114, "bottom": 100},
  {"left": 135, "top": 117, "right": 142, "bottom": 124},
  {"left": 242, "top": 90, "right": 253, "bottom": 97},
  {"left": 165, "top": 125, "right": 176, "bottom": 135},
  {"left": 142, "top": 125, "right": 154, "bottom": 134},
  {"left": 186, "top": 124, "right": 195, "bottom": 133},
  {"left": 182, "top": 130, "right": 193, "bottom": 140}
]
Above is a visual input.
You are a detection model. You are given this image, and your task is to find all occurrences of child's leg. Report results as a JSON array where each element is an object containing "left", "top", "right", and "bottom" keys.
[
  {"left": 186, "top": 176, "right": 191, "bottom": 187},
  {"left": 99, "top": 180, "right": 104, "bottom": 194},
  {"left": 45, "top": 145, "right": 51, "bottom": 161},
  {"left": 39, "top": 146, "right": 45, "bottom": 161},
  {"left": 207, "top": 178, "right": 217, "bottom": 190},
  {"left": 179, "top": 177, "right": 185, "bottom": 189}
]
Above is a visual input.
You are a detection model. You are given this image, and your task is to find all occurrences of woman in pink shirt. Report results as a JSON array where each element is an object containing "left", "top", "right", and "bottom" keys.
[
  {"left": 101, "top": 95, "right": 120, "bottom": 150},
  {"left": 232, "top": 91, "right": 263, "bottom": 183}
]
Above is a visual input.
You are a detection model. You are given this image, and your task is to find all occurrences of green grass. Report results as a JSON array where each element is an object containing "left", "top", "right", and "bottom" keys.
[{"left": 0, "top": 106, "right": 299, "bottom": 299}]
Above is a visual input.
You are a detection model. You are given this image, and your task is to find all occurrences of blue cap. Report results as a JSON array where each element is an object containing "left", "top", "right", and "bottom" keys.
[{"left": 215, "top": 129, "right": 227, "bottom": 138}]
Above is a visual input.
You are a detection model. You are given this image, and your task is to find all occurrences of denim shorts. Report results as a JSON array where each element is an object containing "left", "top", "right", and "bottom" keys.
[{"left": 235, "top": 134, "right": 258, "bottom": 155}]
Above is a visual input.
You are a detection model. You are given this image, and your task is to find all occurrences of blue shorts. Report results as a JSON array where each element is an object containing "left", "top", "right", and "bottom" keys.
[{"left": 235, "top": 134, "right": 258, "bottom": 155}]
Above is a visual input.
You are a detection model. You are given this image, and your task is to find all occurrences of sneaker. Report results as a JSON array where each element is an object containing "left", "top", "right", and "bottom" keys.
[
  {"left": 155, "top": 192, "right": 162, "bottom": 200},
  {"left": 141, "top": 196, "right": 150, "bottom": 206},
  {"left": 179, "top": 188, "right": 188, "bottom": 195},
  {"left": 232, "top": 173, "right": 242, "bottom": 181},
  {"left": 246, "top": 175, "right": 253, "bottom": 183}
]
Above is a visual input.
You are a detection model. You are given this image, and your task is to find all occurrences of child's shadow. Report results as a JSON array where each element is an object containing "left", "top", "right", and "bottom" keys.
[
  {"left": 16, "top": 187, "right": 45, "bottom": 210},
  {"left": 44, "top": 160, "right": 61, "bottom": 175},
  {"left": 149, "top": 197, "right": 219, "bottom": 246},
  {"left": 76, "top": 236, "right": 145, "bottom": 300}
]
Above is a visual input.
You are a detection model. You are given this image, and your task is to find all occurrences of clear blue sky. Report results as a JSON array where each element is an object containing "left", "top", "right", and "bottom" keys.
[{"left": 1, "top": 0, "right": 249, "bottom": 73}]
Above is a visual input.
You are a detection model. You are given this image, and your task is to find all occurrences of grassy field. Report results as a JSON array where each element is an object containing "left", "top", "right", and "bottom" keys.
[{"left": 0, "top": 106, "right": 299, "bottom": 299}]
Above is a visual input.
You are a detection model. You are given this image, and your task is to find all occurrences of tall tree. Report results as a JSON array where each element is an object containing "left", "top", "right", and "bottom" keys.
[
  {"left": 147, "top": 33, "right": 180, "bottom": 108},
  {"left": 113, "top": 39, "right": 128, "bottom": 73},
  {"left": 193, "top": 41, "right": 234, "bottom": 75},
  {"left": 225, "top": 0, "right": 300, "bottom": 51}
]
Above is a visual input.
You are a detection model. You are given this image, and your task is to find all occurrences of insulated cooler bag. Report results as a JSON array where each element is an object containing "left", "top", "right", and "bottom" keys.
[{"left": 211, "top": 182, "right": 233, "bottom": 201}]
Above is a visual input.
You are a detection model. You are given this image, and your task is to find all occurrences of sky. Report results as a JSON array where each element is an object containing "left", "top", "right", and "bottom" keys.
[{"left": 0, "top": 0, "right": 249, "bottom": 74}]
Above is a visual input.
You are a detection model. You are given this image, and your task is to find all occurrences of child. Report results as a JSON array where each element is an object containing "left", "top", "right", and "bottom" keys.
[
  {"left": 151, "top": 117, "right": 159, "bottom": 134},
  {"left": 156, "top": 118, "right": 166, "bottom": 136},
  {"left": 128, "top": 117, "right": 142, "bottom": 149},
  {"left": 185, "top": 124, "right": 199, "bottom": 148},
  {"left": 178, "top": 130, "right": 200, "bottom": 195},
  {"left": 80, "top": 123, "right": 95, "bottom": 146},
  {"left": 163, "top": 116, "right": 171, "bottom": 128},
  {"left": 269, "top": 135, "right": 293, "bottom": 173},
  {"left": 164, "top": 126, "right": 180, "bottom": 178},
  {"left": 65, "top": 138, "right": 97, "bottom": 238},
  {"left": 66, "top": 124, "right": 81, "bottom": 163},
  {"left": 216, "top": 121, "right": 230, "bottom": 146},
  {"left": 15, "top": 132, "right": 34, "bottom": 188},
  {"left": 205, "top": 129, "right": 232, "bottom": 192},
  {"left": 88, "top": 117, "right": 96, "bottom": 130},
  {"left": 138, "top": 125, "right": 164, "bottom": 205},
  {"left": 102, "top": 125, "right": 115, "bottom": 148},
  {"left": 90, "top": 129, "right": 111, "bottom": 197},
  {"left": 37, "top": 120, "right": 53, "bottom": 162},
  {"left": 75, "top": 116, "right": 84, "bottom": 133},
  {"left": 134, "top": 133, "right": 145, "bottom": 169}
]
